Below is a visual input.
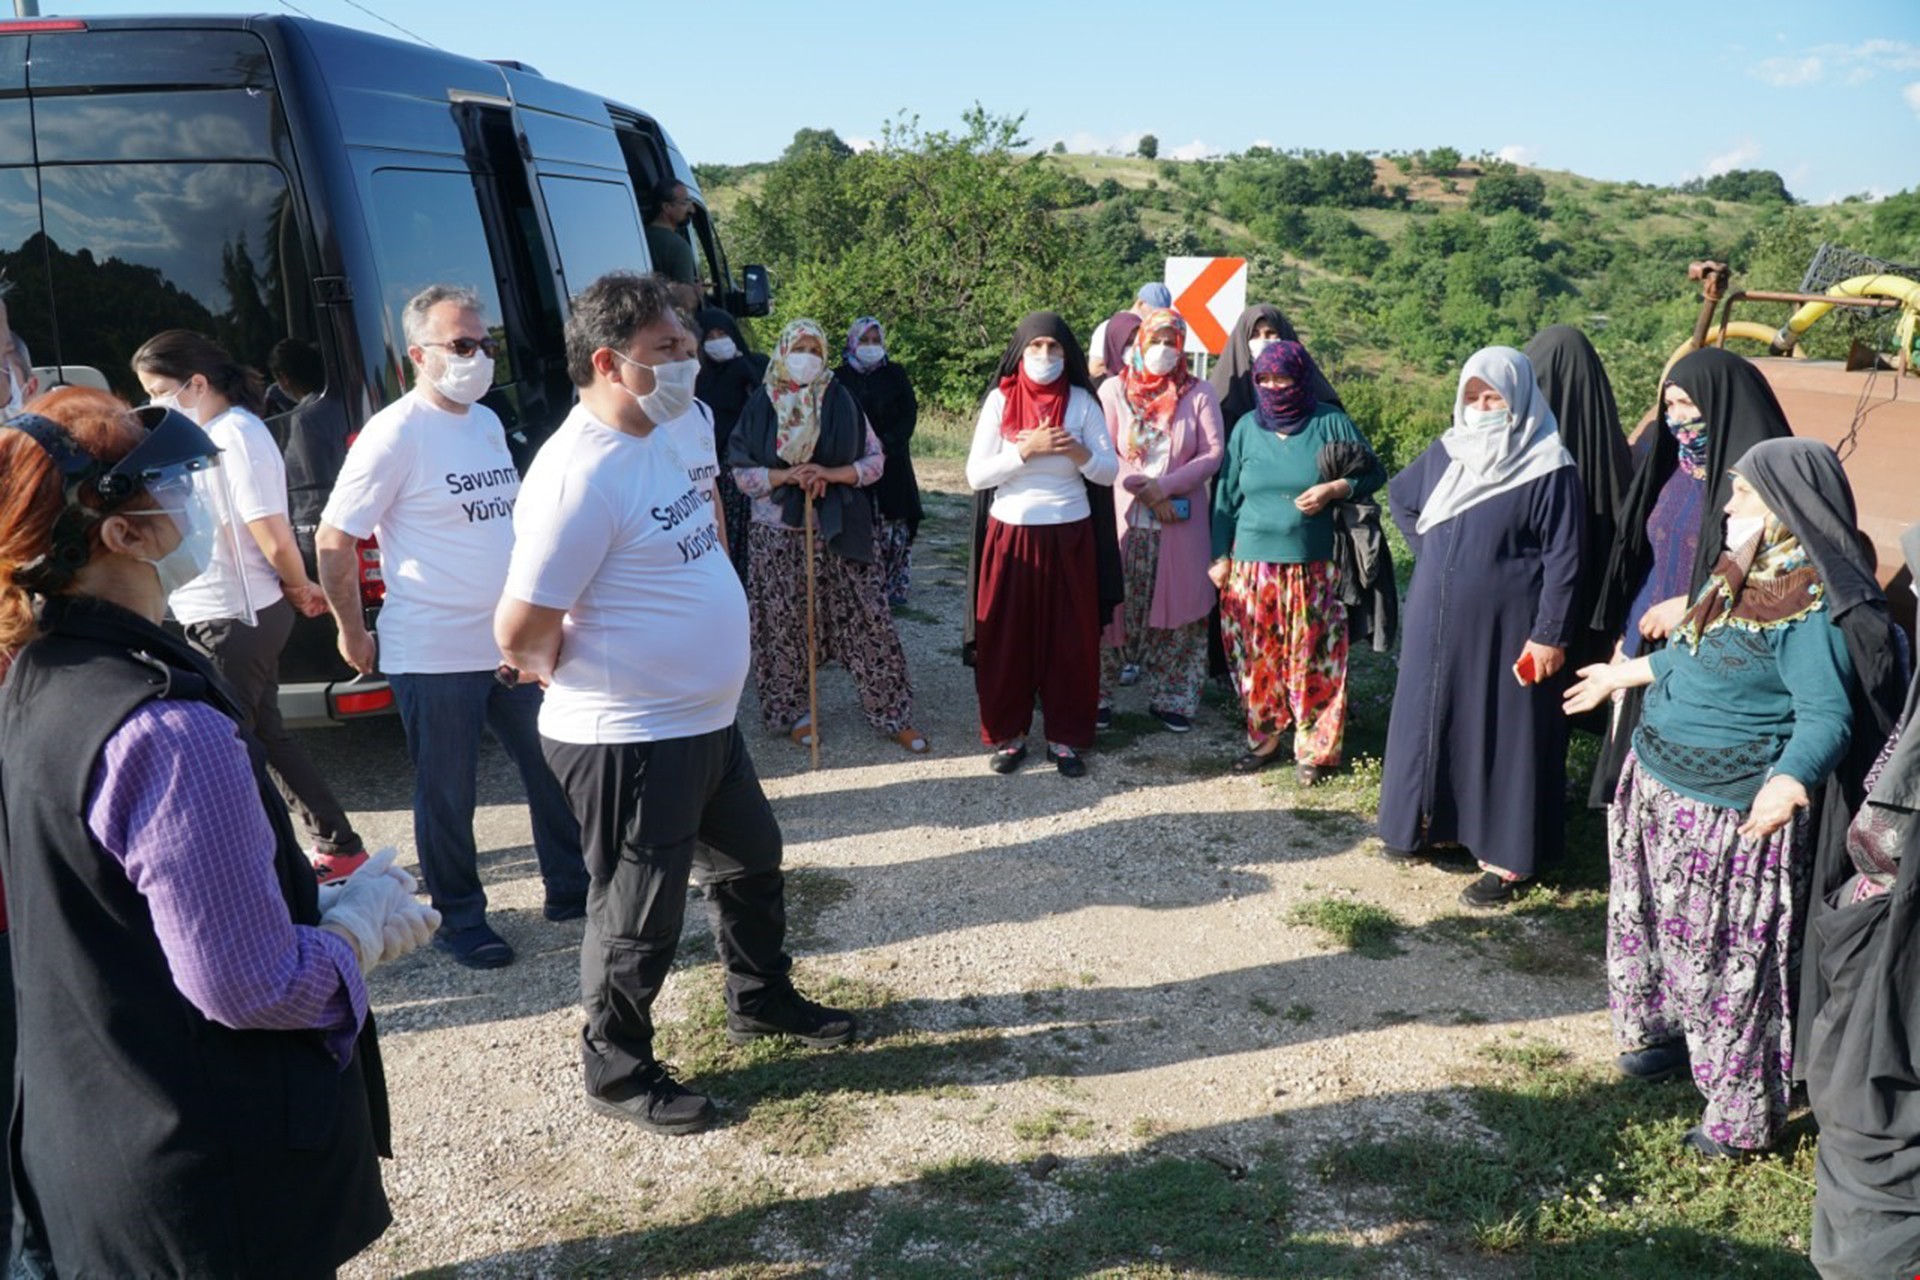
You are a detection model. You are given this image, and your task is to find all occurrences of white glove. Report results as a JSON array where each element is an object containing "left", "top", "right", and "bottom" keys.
[
  {"left": 318, "top": 847, "right": 407, "bottom": 973},
  {"left": 377, "top": 898, "right": 440, "bottom": 966}
]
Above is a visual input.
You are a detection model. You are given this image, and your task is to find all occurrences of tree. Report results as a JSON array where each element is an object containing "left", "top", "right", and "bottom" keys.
[
  {"left": 1424, "top": 146, "right": 1462, "bottom": 177},
  {"left": 1469, "top": 165, "right": 1548, "bottom": 217},
  {"left": 1868, "top": 188, "right": 1920, "bottom": 258},
  {"left": 1678, "top": 169, "right": 1793, "bottom": 204},
  {"left": 1050, "top": 140, "right": 1066, "bottom": 154},
  {"left": 1137, "top": 134, "right": 1159, "bottom": 160},
  {"left": 781, "top": 127, "right": 853, "bottom": 163}
]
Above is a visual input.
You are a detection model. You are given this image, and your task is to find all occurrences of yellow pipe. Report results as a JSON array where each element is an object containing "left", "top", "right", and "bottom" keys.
[
  {"left": 1662, "top": 321, "right": 1791, "bottom": 381},
  {"left": 1777, "top": 274, "right": 1920, "bottom": 350}
]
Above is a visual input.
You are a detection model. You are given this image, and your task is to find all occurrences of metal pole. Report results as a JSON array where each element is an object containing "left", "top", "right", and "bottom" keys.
[{"left": 13, "top": 1, "right": 42, "bottom": 18}]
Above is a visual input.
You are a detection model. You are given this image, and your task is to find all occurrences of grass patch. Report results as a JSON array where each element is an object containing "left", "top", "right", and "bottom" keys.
[
  {"left": 1284, "top": 1002, "right": 1317, "bottom": 1024},
  {"left": 1011, "top": 1107, "right": 1096, "bottom": 1143},
  {"left": 1314, "top": 1048, "right": 1819, "bottom": 1277},
  {"left": 1097, "top": 709, "right": 1160, "bottom": 751},
  {"left": 783, "top": 867, "right": 853, "bottom": 950},
  {"left": 917, "top": 1156, "right": 1017, "bottom": 1204},
  {"left": 1287, "top": 896, "right": 1406, "bottom": 959},
  {"left": 745, "top": 1090, "right": 859, "bottom": 1157}
]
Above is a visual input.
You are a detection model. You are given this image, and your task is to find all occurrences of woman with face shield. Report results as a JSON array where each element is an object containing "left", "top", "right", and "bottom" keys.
[
  {"left": 1378, "top": 347, "right": 1585, "bottom": 908},
  {"left": 0, "top": 388, "right": 432, "bottom": 1276},
  {"left": 1564, "top": 439, "right": 1894, "bottom": 1160},
  {"left": 727, "top": 318, "right": 925, "bottom": 755},
  {"left": 133, "top": 330, "right": 370, "bottom": 883}
]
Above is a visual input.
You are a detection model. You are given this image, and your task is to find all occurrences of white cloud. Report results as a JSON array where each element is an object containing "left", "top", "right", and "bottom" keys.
[
  {"left": 1249, "top": 137, "right": 1275, "bottom": 151},
  {"left": 1054, "top": 130, "right": 1144, "bottom": 156},
  {"left": 1496, "top": 143, "right": 1537, "bottom": 166},
  {"left": 1753, "top": 55, "right": 1823, "bottom": 86},
  {"left": 1701, "top": 139, "right": 1761, "bottom": 177},
  {"left": 844, "top": 135, "right": 876, "bottom": 153},
  {"left": 1166, "top": 138, "right": 1218, "bottom": 162},
  {"left": 1905, "top": 81, "right": 1920, "bottom": 116}
]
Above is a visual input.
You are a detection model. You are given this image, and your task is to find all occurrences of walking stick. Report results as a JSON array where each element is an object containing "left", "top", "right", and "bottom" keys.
[{"left": 803, "top": 489, "right": 821, "bottom": 770}]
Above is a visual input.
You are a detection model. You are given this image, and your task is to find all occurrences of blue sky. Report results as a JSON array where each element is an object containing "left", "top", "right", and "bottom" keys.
[{"left": 50, "top": 0, "right": 1920, "bottom": 203}]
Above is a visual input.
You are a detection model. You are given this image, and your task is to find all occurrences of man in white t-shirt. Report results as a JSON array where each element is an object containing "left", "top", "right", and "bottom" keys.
[
  {"left": 497, "top": 271, "right": 854, "bottom": 1135},
  {"left": 316, "top": 284, "right": 586, "bottom": 970}
]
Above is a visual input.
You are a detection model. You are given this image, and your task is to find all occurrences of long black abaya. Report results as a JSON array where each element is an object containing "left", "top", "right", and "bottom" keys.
[{"left": 835, "top": 358, "right": 923, "bottom": 532}]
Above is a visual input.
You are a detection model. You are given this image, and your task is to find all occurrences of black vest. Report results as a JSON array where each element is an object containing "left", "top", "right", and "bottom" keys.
[{"left": 0, "top": 597, "right": 389, "bottom": 1278}]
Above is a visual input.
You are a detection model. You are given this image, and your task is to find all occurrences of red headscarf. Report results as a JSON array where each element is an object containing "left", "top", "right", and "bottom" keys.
[{"left": 998, "top": 362, "right": 1071, "bottom": 441}]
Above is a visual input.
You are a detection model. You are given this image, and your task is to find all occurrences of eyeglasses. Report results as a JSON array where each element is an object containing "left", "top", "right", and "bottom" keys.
[{"left": 423, "top": 337, "right": 500, "bottom": 359}]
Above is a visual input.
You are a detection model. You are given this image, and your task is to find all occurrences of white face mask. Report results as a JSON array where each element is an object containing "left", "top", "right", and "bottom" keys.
[
  {"left": 431, "top": 350, "right": 495, "bottom": 406},
  {"left": 783, "top": 352, "right": 824, "bottom": 385},
  {"left": 852, "top": 342, "right": 886, "bottom": 371},
  {"left": 148, "top": 384, "right": 205, "bottom": 426},
  {"left": 615, "top": 352, "right": 698, "bottom": 424},
  {"left": 1247, "top": 337, "right": 1276, "bottom": 361},
  {"left": 1024, "top": 352, "right": 1064, "bottom": 385},
  {"left": 703, "top": 337, "right": 739, "bottom": 362},
  {"left": 140, "top": 486, "right": 217, "bottom": 596},
  {"left": 1725, "top": 514, "right": 1767, "bottom": 552},
  {"left": 1461, "top": 405, "right": 1511, "bottom": 433},
  {"left": 1143, "top": 343, "right": 1183, "bottom": 376}
]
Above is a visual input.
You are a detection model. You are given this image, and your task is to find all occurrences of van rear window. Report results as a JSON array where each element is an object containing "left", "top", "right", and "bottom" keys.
[{"left": 23, "top": 29, "right": 270, "bottom": 93}]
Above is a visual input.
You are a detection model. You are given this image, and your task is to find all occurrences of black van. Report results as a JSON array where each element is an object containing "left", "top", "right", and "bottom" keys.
[{"left": 0, "top": 14, "right": 767, "bottom": 724}]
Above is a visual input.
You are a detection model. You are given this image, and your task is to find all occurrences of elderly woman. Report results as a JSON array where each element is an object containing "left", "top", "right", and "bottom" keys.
[
  {"left": 1565, "top": 439, "right": 1883, "bottom": 1159},
  {"left": 0, "top": 388, "right": 433, "bottom": 1276},
  {"left": 1096, "top": 308, "right": 1223, "bottom": 734},
  {"left": 1380, "top": 346, "right": 1584, "bottom": 908},
  {"left": 834, "top": 316, "right": 922, "bottom": 608},
  {"left": 694, "top": 307, "right": 766, "bottom": 583},
  {"left": 1588, "top": 347, "right": 1793, "bottom": 804},
  {"left": 964, "top": 312, "right": 1120, "bottom": 777},
  {"left": 1211, "top": 341, "right": 1384, "bottom": 781},
  {"left": 729, "top": 319, "right": 925, "bottom": 754}
]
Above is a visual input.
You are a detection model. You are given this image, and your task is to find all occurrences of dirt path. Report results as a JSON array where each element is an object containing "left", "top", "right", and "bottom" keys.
[{"left": 334, "top": 459, "right": 1614, "bottom": 1279}]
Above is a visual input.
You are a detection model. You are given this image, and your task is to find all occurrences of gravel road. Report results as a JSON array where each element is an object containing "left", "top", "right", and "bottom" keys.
[{"left": 305, "top": 460, "right": 1611, "bottom": 1278}]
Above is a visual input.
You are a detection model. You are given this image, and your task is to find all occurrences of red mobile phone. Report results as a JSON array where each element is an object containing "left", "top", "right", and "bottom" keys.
[{"left": 1512, "top": 651, "right": 1538, "bottom": 686}]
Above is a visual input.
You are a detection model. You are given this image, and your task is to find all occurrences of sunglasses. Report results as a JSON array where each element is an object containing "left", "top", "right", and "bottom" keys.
[{"left": 424, "top": 336, "right": 500, "bottom": 359}]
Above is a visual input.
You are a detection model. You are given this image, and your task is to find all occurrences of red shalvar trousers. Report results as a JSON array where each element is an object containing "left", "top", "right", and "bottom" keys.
[{"left": 973, "top": 516, "right": 1100, "bottom": 750}]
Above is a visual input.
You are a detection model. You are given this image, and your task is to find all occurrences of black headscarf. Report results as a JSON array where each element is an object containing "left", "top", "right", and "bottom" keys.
[
  {"left": 694, "top": 307, "right": 767, "bottom": 452},
  {"left": 1592, "top": 346, "right": 1793, "bottom": 638},
  {"left": 1100, "top": 311, "right": 1140, "bottom": 380},
  {"left": 1207, "top": 304, "right": 1341, "bottom": 435},
  {"left": 1736, "top": 439, "right": 1885, "bottom": 622},
  {"left": 963, "top": 311, "right": 1121, "bottom": 664}
]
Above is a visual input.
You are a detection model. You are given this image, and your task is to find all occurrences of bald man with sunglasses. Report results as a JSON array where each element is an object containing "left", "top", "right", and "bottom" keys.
[{"left": 317, "top": 283, "right": 586, "bottom": 971}]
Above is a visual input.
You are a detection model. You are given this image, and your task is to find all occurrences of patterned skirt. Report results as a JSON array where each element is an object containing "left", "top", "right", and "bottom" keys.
[
  {"left": 1607, "top": 752, "right": 1810, "bottom": 1150},
  {"left": 1098, "top": 525, "right": 1208, "bottom": 718},
  {"left": 1218, "top": 558, "right": 1348, "bottom": 765}
]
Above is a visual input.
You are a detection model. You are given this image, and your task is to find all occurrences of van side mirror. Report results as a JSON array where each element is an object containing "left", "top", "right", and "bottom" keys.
[{"left": 738, "top": 264, "right": 771, "bottom": 317}]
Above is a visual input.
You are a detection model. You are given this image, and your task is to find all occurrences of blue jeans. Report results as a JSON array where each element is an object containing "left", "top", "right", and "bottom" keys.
[{"left": 387, "top": 671, "right": 586, "bottom": 931}]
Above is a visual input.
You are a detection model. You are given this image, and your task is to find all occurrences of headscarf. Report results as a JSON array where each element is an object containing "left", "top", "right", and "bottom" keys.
[
  {"left": 1136, "top": 282, "right": 1172, "bottom": 309},
  {"left": 1118, "top": 308, "right": 1192, "bottom": 461},
  {"left": 1414, "top": 346, "right": 1573, "bottom": 536},
  {"left": 1735, "top": 438, "right": 1885, "bottom": 623},
  {"left": 844, "top": 316, "right": 886, "bottom": 370},
  {"left": 1670, "top": 516, "right": 1821, "bottom": 654},
  {"left": 1208, "top": 304, "right": 1340, "bottom": 432},
  {"left": 1594, "top": 346, "right": 1792, "bottom": 635},
  {"left": 993, "top": 311, "right": 1089, "bottom": 441},
  {"left": 1251, "top": 341, "right": 1318, "bottom": 435},
  {"left": 1525, "top": 325, "right": 1630, "bottom": 518},
  {"left": 1088, "top": 319, "right": 1110, "bottom": 365},
  {"left": 1864, "top": 523, "right": 1920, "bottom": 814},
  {"left": 765, "top": 317, "right": 831, "bottom": 464},
  {"left": 1101, "top": 311, "right": 1140, "bottom": 380}
]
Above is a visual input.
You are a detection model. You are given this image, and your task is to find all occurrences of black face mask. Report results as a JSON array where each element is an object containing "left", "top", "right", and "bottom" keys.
[{"left": 4, "top": 407, "right": 219, "bottom": 593}]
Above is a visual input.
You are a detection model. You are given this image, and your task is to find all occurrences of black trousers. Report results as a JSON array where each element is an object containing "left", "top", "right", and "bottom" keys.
[{"left": 542, "top": 724, "right": 790, "bottom": 1100}]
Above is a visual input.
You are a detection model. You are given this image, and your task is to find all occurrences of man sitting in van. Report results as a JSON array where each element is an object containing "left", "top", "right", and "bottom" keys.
[
  {"left": 315, "top": 284, "right": 588, "bottom": 970},
  {"left": 643, "top": 179, "right": 700, "bottom": 289}
]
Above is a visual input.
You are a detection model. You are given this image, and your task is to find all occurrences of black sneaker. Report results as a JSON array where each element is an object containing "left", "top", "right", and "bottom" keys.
[
  {"left": 543, "top": 895, "right": 587, "bottom": 923},
  {"left": 1094, "top": 703, "right": 1114, "bottom": 731},
  {"left": 1151, "top": 707, "right": 1192, "bottom": 733},
  {"left": 1049, "top": 745, "right": 1087, "bottom": 778},
  {"left": 726, "top": 990, "right": 859, "bottom": 1049},
  {"left": 586, "top": 1062, "right": 715, "bottom": 1135},
  {"left": 1458, "top": 871, "right": 1526, "bottom": 910}
]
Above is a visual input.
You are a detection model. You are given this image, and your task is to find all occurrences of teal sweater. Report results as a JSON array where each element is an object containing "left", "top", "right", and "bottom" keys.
[
  {"left": 1636, "top": 600, "right": 1854, "bottom": 808},
  {"left": 1210, "top": 405, "right": 1384, "bottom": 564}
]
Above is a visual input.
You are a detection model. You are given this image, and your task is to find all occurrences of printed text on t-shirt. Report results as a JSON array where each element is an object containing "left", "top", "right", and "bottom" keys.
[
  {"left": 652, "top": 483, "right": 719, "bottom": 563},
  {"left": 446, "top": 466, "right": 518, "bottom": 523}
]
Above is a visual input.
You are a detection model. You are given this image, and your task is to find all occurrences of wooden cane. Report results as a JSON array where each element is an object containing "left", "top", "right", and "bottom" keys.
[{"left": 803, "top": 489, "right": 821, "bottom": 770}]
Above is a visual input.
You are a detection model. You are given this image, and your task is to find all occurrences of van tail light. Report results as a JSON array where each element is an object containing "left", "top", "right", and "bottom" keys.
[
  {"left": 0, "top": 20, "right": 88, "bottom": 34},
  {"left": 357, "top": 538, "right": 384, "bottom": 607},
  {"left": 333, "top": 686, "right": 394, "bottom": 716}
]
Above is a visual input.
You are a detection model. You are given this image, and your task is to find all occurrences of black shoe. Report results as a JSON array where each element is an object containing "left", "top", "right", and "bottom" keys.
[
  {"left": 543, "top": 895, "right": 588, "bottom": 923},
  {"left": 1094, "top": 703, "right": 1114, "bottom": 731},
  {"left": 726, "top": 990, "right": 859, "bottom": 1049},
  {"left": 586, "top": 1062, "right": 715, "bottom": 1135},
  {"left": 1682, "top": 1125, "right": 1745, "bottom": 1160},
  {"left": 1458, "top": 872, "right": 1525, "bottom": 910},
  {"left": 988, "top": 742, "right": 1028, "bottom": 774},
  {"left": 432, "top": 922, "right": 515, "bottom": 969},
  {"left": 1232, "top": 746, "right": 1282, "bottom": 774},
  {"left": 1049, "top": 745, "right": 1087, "bottom": 778},
  {"left": 1616, "top": 1040, "right": 1689, "bottom": 1082},
  {"left": 1380, "top": 846, "right": 1424, "bottom": 864},
  {"left": 1151, "top": 707, "right": 1192, "bottom": 733}
]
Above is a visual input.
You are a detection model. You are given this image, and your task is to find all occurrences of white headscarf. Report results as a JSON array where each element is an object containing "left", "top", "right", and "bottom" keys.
[
  {"left": 1088, "top": 319, "right": 1110, "bottom": 365},
  {"left": 1415, "top": 346, "right": 1573, "bottom": 535}
]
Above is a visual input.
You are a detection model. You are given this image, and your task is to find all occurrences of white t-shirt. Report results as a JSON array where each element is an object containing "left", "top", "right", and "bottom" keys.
[
  {"left": 964, "top": 386, "right": 1119, "bottom": 526},
  {"left": 320, "top": 391, "right": 519, "bottom": 674},
  {"left": 504, "top": 401, "right": 749, "bottom": 745},
  {"left": 169, "top": 406, "right": 287, "bottom": 626}
]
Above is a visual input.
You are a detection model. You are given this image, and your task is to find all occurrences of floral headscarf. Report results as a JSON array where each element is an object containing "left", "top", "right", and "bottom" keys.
[
  {"left": 1119, "top": 308, "right": 1191, "bottom": 463},
  {"left": 845, "top": 316, "right": 887, "bottom": 371},
  {"left": 766, "top": 317, "right": 830, "bottom": 464},
  {"left": 1661, "top": 379, "right": 1710, "bottom": 480},
  {"left": 1251, "top": 341, "right": 1318, "bottom": 435}
]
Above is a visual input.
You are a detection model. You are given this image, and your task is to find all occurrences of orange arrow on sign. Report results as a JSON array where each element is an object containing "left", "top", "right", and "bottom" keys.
[{"left": 1172, "top": 257, "right": 1245, "bottom": 355}]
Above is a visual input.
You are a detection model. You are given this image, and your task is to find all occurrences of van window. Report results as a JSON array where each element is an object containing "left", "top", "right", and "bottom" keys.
[
  {"left": 538, "top": 175, "right": 645, "bottom": 301},
  {"left": 26, "top": 161, "right": 304, "bottom": 404},
  {"left": 364, "top": 167, "right": 511, "bottom": 397}
]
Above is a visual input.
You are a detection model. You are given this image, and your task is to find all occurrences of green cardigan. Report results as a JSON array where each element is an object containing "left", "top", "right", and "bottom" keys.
[{"left": 1210, "top": 404, "right": 1384, "bottom": 564}]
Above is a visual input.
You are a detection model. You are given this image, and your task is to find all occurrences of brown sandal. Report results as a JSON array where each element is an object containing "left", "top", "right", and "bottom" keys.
[
  {"left": 892, "top": 727, "right": 930, "bottom": 755},
  {"left": 788, "top": 716, "right": 815, "bottom": 747}
]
